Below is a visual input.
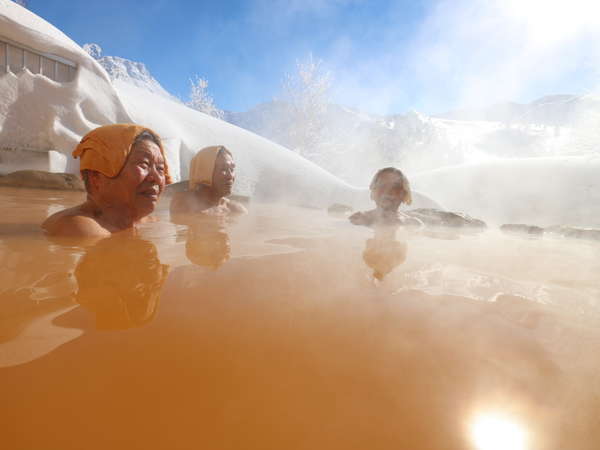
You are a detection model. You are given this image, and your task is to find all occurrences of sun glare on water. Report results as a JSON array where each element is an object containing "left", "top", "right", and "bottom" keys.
[{"left": 470, "top": 412, "right": 528, "bottom": 450}]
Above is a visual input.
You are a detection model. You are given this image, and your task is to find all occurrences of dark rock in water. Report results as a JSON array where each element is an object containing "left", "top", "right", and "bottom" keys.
[
  {"left": 545, "top": 226, "right": 600, "bottom": 241},
  {"left": 405, "top": 208, "right": 486, "bottom": 229},
  {"left": 501, "top": 224, "right": 544, "bottom": 235},
  {"left": 0, "top": 170, "right": 84, "bottom": 190},
  {"left": 328, "top": 203, "right": 353, "bottom": 216}
]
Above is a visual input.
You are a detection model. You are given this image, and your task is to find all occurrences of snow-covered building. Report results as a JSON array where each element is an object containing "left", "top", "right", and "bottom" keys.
[{"left": 1, "top": 36, "right": 76, "bottom": 82}]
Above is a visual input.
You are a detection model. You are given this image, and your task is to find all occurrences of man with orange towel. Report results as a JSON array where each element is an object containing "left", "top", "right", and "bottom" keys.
[{"left": 42, "top": 124, "right": 171, "bottom": 237}]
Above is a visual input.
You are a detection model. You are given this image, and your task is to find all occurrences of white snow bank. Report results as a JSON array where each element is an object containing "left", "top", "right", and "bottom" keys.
[{"left": 412, "top": 155, "right": 600, "bottom": 227}]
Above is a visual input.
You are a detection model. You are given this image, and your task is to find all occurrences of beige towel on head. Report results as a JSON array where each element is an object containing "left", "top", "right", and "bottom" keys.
[{"left": 188, "top": 146, "right": 224, "bottom": 190}]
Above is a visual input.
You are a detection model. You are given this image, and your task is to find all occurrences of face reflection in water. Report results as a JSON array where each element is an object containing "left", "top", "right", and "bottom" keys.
[
  {"left": 185, "top": 219, "right": 231, "bottom": 269},
  {"left": 470, "top": 412, "right": 528, "bottom": 450},
  {"left": 362, "top": 225, "right": 407, "bottom": 280},
  {"left": 74, "top": 236, "right": 170, "bottom": 330}
]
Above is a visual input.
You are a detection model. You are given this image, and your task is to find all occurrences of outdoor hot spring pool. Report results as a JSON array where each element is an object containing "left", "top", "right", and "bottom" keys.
[{"left": 1, "top": 186, "right": 600, "bottom": 450}]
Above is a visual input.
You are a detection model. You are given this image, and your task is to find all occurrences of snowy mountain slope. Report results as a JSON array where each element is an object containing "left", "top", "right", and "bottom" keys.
[{"left": 83, "top": 43, "right": 179, "bottom": 102}]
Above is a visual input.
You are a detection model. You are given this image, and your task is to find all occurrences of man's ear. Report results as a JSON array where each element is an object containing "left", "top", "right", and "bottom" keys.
[{"left": 370, "top": 190, "right": 376, "bottom": 201}]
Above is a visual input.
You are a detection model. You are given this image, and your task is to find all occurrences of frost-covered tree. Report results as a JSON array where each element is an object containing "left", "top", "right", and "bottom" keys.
[
  {"left": 187, "top": 75, "right": 223, "bottom": 120},
  {"left": 280, "top": 53, "right": 332, "bottom": 158}
]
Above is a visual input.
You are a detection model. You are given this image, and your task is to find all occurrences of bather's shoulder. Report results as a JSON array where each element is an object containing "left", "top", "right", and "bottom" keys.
[
  {"left": 227, "top": 199, "right": 248, "bottom": 215},
  {"left": 42, "top": 207, "right": 110, "bottom": 237}
]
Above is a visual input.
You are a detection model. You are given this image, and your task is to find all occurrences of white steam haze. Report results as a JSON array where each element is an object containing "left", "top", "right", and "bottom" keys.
[
  {"left": 329, "top": 0, "right": 600, "bottom": 114},
  {"left": 228, "top": 0, "right": 600, "bottom": 226}
]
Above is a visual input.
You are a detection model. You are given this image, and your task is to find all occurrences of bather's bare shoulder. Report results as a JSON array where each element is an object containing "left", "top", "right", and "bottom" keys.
[
  {"left": 227, "top": 199, "right": 248, "bottom": 215},
  {"left": 42, "top": 207, "right": 110, "bottom": 237}
]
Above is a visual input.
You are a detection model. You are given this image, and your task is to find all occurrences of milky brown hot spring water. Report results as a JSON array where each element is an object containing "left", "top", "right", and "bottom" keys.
[{"left": 1, "top": 186, "right": 600, "bottom": 450}]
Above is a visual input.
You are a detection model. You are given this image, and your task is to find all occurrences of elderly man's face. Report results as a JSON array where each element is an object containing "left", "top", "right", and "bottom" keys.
[
  {"left": 212, "top": 151, "right": 235, "bottom": 197},
  {"left": 371, "top": 172, "right": 406, "bottom": 212},
  {"left": 91, "top": 140, "right": 166, "bottom": 218}
]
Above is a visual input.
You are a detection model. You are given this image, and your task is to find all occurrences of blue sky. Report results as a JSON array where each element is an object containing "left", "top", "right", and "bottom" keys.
[{"left": 28, "top": 0, "right": 600, "bottom": 115}]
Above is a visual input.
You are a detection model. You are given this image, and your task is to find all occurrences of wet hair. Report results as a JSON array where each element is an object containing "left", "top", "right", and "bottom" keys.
[
  {"left": 133, "top": 129, "right": 162, "bottom": 149},
  {"left": 369, "top": 167, "right": 412, "bottom": 205},
  {"left": 369, "top": 167, "right": 405, "bottom": 189}
]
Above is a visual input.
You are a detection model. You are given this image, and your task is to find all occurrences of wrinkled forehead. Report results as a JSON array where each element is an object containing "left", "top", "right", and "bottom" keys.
[
  {"left": 131, "top": 139, "right": 164, "bottom": 162},
  {"left": 215, "top": 150, "right": 234, "bottom": 166}
]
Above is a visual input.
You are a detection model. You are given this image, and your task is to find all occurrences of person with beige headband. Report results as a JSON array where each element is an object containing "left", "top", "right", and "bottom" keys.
[
  {"left": 349, "top": 167, "right": 421, "bottom": 227},
  {"left": 170, "top": 146, "right": 247, "bottom": 217},
  {"left": 42, "top": 124, "right": 171, "bottom": 237}
]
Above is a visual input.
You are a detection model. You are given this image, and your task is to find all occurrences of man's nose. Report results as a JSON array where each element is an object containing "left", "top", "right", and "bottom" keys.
[{"left": 147, "top": 164, "right": 162, "bottom": 182}]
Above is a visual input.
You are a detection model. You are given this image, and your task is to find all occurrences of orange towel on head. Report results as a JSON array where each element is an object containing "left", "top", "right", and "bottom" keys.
[
  {"left": 72, "top": 123, "right": 172, "bottom": 183},
  {"left": 188, "top": 146, "right": 224, "bottom": 190}
]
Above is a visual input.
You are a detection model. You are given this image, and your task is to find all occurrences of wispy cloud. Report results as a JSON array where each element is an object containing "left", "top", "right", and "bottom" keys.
[{"left": 328, "top": 0, "right": 600, "bottom": 114}]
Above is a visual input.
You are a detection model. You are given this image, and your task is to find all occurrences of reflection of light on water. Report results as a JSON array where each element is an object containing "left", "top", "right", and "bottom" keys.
[{"left": 470, "top": 413, "right": 528, "bottom": 450}]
